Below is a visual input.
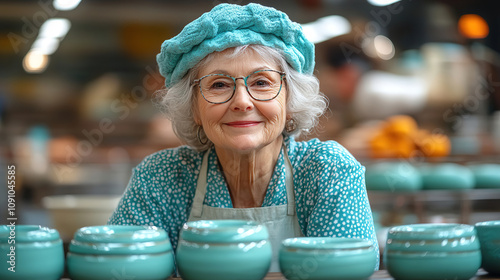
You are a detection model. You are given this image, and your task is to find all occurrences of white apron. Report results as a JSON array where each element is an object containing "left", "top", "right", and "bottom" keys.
[{"left": 187, "top": 147, "right": 304, "bottom": 272}]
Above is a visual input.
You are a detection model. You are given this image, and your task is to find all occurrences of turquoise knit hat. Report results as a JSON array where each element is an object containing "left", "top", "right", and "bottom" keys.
[{"left": 157, "top": 3, "right": 315, "bottom": 88}]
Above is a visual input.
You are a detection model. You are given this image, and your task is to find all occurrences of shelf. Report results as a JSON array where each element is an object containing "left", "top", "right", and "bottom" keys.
[{"left": 368, "top": 188, "right": 500, "bottom": 224}]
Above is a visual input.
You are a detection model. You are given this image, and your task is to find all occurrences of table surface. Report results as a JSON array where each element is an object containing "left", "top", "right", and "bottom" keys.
[
  {"left": 60, "top": 269, "right": 498, "bottom": 280},
  {"left": 170, "top": 269, "right": 498, "bottom": 280}
]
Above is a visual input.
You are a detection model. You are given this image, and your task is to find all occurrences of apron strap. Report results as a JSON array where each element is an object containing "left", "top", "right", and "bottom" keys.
[
  {"left": 191, "top": 150, "right": 210, "bottom": 218},
  {"left": 284, "top": 146, "right": 295, "bottom": 216}
]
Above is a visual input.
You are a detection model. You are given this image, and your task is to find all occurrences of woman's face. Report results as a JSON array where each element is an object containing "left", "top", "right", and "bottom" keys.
[{"left": 194, "top": 48, "right": 287, "bottom": 154}]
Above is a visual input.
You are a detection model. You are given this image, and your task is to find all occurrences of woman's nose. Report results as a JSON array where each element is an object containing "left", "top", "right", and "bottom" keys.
[{"left": 230, "top": 79, "right": 254, "bottom": 111}]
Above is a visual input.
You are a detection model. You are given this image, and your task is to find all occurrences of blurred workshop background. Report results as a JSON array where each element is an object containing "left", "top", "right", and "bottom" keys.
[{"left": 0, "top": 0, "right": 499, "bottom": 247}]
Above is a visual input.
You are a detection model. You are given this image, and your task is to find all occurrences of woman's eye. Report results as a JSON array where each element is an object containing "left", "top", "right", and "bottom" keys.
[
  {"left": 252, "top": 79, "right": 271, "bottom": 87},
  {"left": 210, "top": 81, "right": 231, "bottom": 89}
]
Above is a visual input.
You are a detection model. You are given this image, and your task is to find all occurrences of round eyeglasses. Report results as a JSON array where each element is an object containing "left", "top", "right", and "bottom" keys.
[{"left": 192, "top": 69, "right": 285, "bottom": 104}]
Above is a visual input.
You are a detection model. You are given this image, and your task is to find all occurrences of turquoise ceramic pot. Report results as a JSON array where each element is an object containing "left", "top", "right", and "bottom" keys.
[
  {"left": 475, "top": 220, "right": 500, "bottom": 275},
  {"left": 67, "top": 225, "right": 174, "bottom": 280},
  {"left": 279, "top": 237, "right": 377, "bottom": 280},
  {"left": 0, "top": 225, "right": 64, "bottom": 280},
  {"left": 419, "top": 163, "right": 475, "bottom": 190},
  {"left": 365, "top": 162, "right": 422, "bottom": 191},
  {"left": 469, "top": 164, "right": 500, "bottom": 189},
  {"left": 385, "top": 223, "right": 481, "bottom": 280},
  {"left": 176, "top": 220, "right": 272, "bottom": 280}
]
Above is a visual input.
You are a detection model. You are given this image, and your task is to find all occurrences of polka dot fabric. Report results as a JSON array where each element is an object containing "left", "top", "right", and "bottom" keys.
[{"left": 108, "top": 136, "right": 380, "bottom": 269}]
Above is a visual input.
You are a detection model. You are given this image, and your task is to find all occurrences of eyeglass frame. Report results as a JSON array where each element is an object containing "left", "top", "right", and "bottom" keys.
[{"left": 191, "top": 69, "right": 286, "bottom": 104}]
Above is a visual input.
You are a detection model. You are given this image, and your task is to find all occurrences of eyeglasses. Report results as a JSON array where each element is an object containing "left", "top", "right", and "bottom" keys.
[{"left": 192, "top": 69, "right": 285, "bottom": 104}]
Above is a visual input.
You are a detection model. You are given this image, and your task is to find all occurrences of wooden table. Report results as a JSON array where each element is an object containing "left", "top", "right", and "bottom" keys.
[
  {"left": 170, "top": 269, "right": 499, "bottom": 279},
  {"left": 60, "top": 269, "right": 499, "bottom": 279}
]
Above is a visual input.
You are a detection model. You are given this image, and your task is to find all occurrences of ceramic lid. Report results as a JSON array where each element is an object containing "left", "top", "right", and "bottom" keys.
[
  {"left": 281, "top": 237, "right": 374, "bottom": 250},
  {"left": 388, "top": 223, "right": 476, "bottom": 240},
  {"left": 69, "top": 225, "right": 172, "bottom": 255},
  {"left": 475, "top": 220, "right": 500, "bottom": 228},
  {"left": 0, "top": 225, "right": 60, "bottom": 243},
  {"left": 180, "top": 220, "right": 269, "bottom": 243}
]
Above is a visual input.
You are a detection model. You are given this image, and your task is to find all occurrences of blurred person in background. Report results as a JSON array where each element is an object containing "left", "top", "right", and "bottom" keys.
[
  {"left": 109, "top": 3, "right": 379, "bottom": 272},
  {"left": 315, "top": 39, "right": 375, "bottom": 141},
  {"left": 313, "top": 36, "right": 428, "bottom": 157}
]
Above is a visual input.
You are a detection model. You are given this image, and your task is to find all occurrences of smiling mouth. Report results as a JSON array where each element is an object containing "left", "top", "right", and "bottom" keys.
[{"left": 225, "top": 121, "right": 262, "bottom": 127}]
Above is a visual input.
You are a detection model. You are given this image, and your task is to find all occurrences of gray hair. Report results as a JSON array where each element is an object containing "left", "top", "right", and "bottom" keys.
[{"left": 155, "top": 45, "right": 328, "bottom": 151}]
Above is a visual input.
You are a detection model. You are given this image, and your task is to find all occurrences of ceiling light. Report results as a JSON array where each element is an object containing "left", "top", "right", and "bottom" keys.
[
  {"left": 302, "top": 15, "right": 351, "bottom": 44},
  {"left": 23, "top": 50, "right": 50, "bottom": 73},
  {"left": 39, "top": 18, "right": 71, "bottom": 39},
  {"left": 458, "top": 14, "right": 489, "bottom": 39},
  {"left": 53, "top": 0, "right": 81, "bottom": 11},
  {"left": 367, "top": 0, "right": 401, "bottom": 6},
  {"left": 32, "top": 37, "right": 60, "bottom": 55},
  {"left": 374, "top": 35, "right": 395, "bottom": 60}
]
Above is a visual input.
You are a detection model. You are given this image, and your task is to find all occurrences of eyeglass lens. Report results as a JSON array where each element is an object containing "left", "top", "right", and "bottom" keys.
[{"left": 198, "top": 70, "right": 283, "bottom": 104}]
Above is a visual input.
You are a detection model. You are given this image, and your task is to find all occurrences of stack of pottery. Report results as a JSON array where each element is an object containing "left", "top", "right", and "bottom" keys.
[
  {"left": 475, "top": 220, "right": 500, "bottom": 275},
  {"left": 419, "top": 163, "right": 475, "bottom": 190},
  {"left": 365, "top": 161, "right": 422, "bottom": 191},
  {"left": 0, "top": 225, "right": 64, "bottom": 280},
  {"left": 279, "top": 237, "right": 378, "bottom": 280},
  {"left": 176, "top": 220, "right": 272, "bottom": 280},
  {"left": 67, "top": 225, "right": 174, "bottom": 280},
  {"left": 384, "top": 223, "right": 481, "bottom": 280}
]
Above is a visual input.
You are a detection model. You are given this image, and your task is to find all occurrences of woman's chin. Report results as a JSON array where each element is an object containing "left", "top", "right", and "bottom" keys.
[{"left": 215, "top": 135, "right": 281, "bottom": 154}]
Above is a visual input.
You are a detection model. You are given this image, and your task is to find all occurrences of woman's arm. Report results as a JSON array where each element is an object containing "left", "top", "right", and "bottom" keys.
[
  {"left": 295, "top": 141, "right": 380, "bottom": 270},
  {"left": 107, "top": 148, "right": 199, "bottom": 251}
]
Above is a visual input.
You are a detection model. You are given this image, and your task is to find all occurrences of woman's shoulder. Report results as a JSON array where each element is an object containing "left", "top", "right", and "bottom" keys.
[
  {"left": 134, "top": 145, "right": 203, "bottom": 175},
  {"left": 288, "top": 137, "right": 362, "bottom": 169}
]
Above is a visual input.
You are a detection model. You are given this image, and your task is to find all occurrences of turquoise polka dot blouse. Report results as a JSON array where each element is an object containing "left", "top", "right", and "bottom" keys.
[{"left": 108, "top": 136, "right": 380, "bottom": 269}]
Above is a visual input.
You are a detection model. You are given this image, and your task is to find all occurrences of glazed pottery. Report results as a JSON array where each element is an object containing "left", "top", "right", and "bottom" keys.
[
  {"left": 279, "top": 237, "right": 377, "bottom": 280},
  {"left": 419, "top": 163, "right": 474, "bottom": 190},
  {"left": 0, "top": 225, "right": 64, "bottom": 280},
  {"left": 385, "top": 223, "right": 481, "bottom": 280},
  {"left": 365, "top": 162, "right": 422, "bottom": 191},
  {"left": 176, "top": 220, "right": 272, "bottom": 280},
  {"left": 468, "top": 164, "right": 500, "bottom": 188},
  {"left": 67, "top": 225, "right": 174, "bottom": 280},
  {"left": 475, "top": 220, "right": 500, "bottom": 275}
]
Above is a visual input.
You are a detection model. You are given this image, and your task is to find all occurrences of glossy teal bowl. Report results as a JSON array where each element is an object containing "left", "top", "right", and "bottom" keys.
[
  {"left": 279, "top": 237, "right": 377, "bottom": 280},
  {"left": 419, "top": 163, "right": 475, "bottom": 190},
  {"left": 0, "top": 225, "right": 64, "bottom": 280},
  {"left": 469, "top": 164, "right": 500, "bottom": 188},
  {"left": 475, "top": 220, "right": 500, "bottom": 275},
  {"left": 176, "top": 220, "right": 272, "bottom": 280},
  {"left": 67, "top": 225, "right": 174, "bottom": 280},
  {"left": 385, "top": 223, "right": 481, "bottom": 280},
  {"left": 365, "top": 162, "right": 422, "bottom": 191}
]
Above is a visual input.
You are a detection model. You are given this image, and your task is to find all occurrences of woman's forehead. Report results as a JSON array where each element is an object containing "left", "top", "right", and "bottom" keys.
[{"left": 198, "top": 47, "right": 280, "bottom": 74}]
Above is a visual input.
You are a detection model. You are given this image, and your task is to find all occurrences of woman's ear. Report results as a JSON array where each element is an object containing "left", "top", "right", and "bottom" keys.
[{"left": 192, "top": 102, "right": 201, "bottom": 126}]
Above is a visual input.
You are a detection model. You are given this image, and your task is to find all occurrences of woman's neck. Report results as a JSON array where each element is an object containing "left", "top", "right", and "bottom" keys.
[{"left": 215, "top": 136, "right": 283, "bottom": 208}]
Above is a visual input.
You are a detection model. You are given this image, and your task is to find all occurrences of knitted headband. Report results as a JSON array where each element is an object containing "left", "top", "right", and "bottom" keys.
[{"left": 156, "top": 3, "right": 315, "bottom": 88}]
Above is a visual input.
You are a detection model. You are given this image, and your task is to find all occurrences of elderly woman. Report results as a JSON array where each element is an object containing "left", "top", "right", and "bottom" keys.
[{"left": 109, "top": 3, "right": 379, "bottom": 272}]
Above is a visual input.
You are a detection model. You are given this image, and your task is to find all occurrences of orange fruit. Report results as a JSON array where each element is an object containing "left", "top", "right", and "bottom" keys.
[
  {"left": 415, "top": 131, "right": 451, "bottom": 157},
  {"left": 392, "top": 136, "right": 416, "bottom": 158},
  {"left": 384, "top": 115, "right": 418, "bottom": 137}
]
